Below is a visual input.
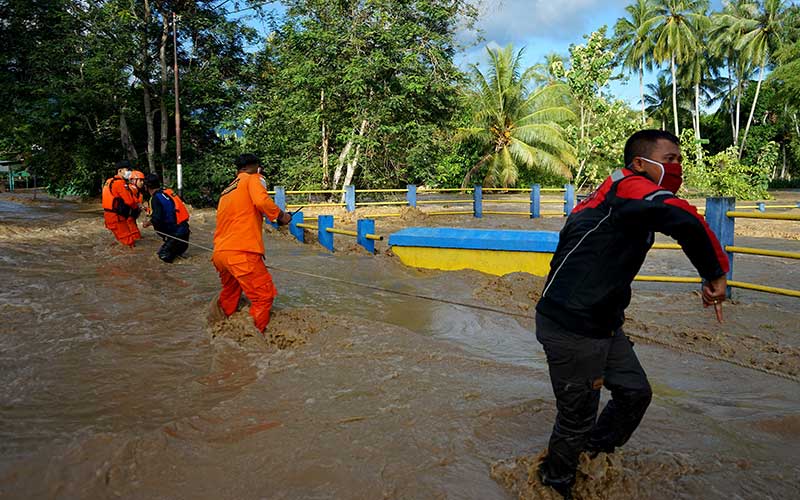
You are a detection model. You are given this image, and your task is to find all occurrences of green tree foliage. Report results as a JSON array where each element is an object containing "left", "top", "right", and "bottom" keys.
[
  {"left": 458, "top": 45, "right": 576, "bottom": 188},
  {"left": 552, "top": 28, "right": 638, "bottom": 188},
  {"left": 614, "top": 0, "right": 657, "bottom": 125},
  {"left": 681, "top": 128, "right": 772, "bottom": 198},
  {"left": 723, "top": 0, "right": 788, "bottom": 157},
  {"left": 645, "top": 0, "right": 709, "bottom": 136},
  {"left": 0, "top": 0, "right": 258, "bottom": 202},
  {"left": 244, "top": 0, "right": 477, "bottom": 191}
]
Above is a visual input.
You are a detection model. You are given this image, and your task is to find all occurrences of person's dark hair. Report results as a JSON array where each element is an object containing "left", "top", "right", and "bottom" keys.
[
  {"left": 144, "top": 173, "right": 162, "bottom": 190},
  {"left": 235, "top": 153, "right": 261, "bottom": 170},
  {"left": 115, "top": 159, "right": 132, "bottom": 171},
  {"left": 623, "top": 129, "right": 679, "bottom": 167}
]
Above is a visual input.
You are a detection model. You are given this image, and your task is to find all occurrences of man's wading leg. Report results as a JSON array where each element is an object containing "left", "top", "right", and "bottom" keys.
[
  {"left": 535, "top": 313, "right": 611, "bottom": 497},
  {"left": 586, "top": 329, "right": 652, "bottom": 454}
]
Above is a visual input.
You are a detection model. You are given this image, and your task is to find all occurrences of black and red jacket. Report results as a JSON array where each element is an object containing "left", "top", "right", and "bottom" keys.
[{"left": 536, "top": 168, "right": 730, "bottom": 337}]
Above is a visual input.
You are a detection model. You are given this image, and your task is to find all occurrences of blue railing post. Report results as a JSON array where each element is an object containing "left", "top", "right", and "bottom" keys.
[
  {"left": 274, "top": 186, "right": 287, "bottom": 211},
  {"left": 318, "top": 215, "right": 335, "bottom": 252},
  {"left": 704, "top": 197, "right": 735, "bottom": 297},
  {"left": 473, "top": 185, "right": 482, "bottom": 218},
  {"left": 564, "top": 184, "right": 575, "bottom": 216},
  {"left": 531, "top": 184, "right": 541, "bottom": 218},
  {"left": 757, "top": 202, "right": 765, "bottom": 212},
  {"left": 345, "top": 185, "right": 356, "bottom": 212},
  {"left": 289, "top": 211, "right": 304, "bottom": 243},
  {"left": 406, "top": 184, "right": 417, "bottom": 208},
  {"left": 357, "top": 219, "right": 376, "bottom": 254}
]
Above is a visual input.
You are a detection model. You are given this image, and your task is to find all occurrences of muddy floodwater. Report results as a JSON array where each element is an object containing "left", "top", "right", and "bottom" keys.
[{"left": 1, "top": 191, "right": 799, "bottom": 499}]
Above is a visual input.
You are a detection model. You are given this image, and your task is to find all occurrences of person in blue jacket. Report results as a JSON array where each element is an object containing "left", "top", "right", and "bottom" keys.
[{"left": 142, "top": 173, "right": 191, "bottom": 263}]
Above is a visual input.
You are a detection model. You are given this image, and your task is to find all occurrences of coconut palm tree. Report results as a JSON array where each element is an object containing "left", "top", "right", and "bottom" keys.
[
  {"left": 727, "top": 0, "right": 788, "bottom": 157},
  {"left": 644, "top": 74, "right": 674, "bottom": 130},
  {"left": 645, "top": 0, "right": 708, "bottom": 136},
  {"left": 710, "top": 0, "right": 754, "bottom": 148},
  {"left": 614, "top": 0, "right": 657, "bottom": 125},
  {"left": 644, "top": 72, "right": 693, "bottom": 131},
  {"left": 458, "top": 45, "right": 576, "bottom": 188},
  {"left": 678, "top": 6, "right": 713, "bottom": 140}
]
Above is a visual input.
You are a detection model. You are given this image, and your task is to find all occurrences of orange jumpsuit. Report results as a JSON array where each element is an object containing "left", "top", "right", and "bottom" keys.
[
  {"left": 102, "top": 175, "right": 140, "bottom": 247},
  {"left": 127, "top": 185, "right": 143, "bottom": 243},
  {"left": 212, "top": 172, "right": 283, "bottom": 332}
]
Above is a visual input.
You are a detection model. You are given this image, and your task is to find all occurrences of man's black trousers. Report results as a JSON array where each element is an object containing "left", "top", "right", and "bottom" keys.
[
  {"left": 535, "top": 312, "right": 652, "bottom": 490},
  {"left": 157, "top": 225, "right": 190, "bottom": 263}
]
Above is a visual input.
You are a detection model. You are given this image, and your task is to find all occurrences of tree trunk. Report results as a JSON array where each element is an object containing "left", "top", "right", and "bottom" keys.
[
  {"left": 341, "top": 119, "right": 368, "bottom": 189},
  {"left": 639, "top": 59, "right": 646, "bottom": 125},
  {"left": 342, "top": 145, "right": 361, "bottom": 189},
  {"left": 739, "top": 62, "right": 765, "bottom": 158},
  {"left": 120, "top": 108, "right": 139, "bottom": 160},
  {"left": 671, "top": 55, "right": 679, "bottom": 136},
  {"left": 781, "top": 144, "right": 787, "bottom": 179},
  {"left": 734, "top": 77, "right": 742, "bottom": 148},
  {"left": 331, "top": 140, "right": 353, "bottom": 190},
  {"left": 321, "top": 89, "right": 329, "bottom": 188},
  {"left": 143, "top": 84, "right": 156, "bottom": 173},
  {"left": 461, "top": 153, "right": 493, "bottom": 189},
  {"left": 141, "top": 0, "right": 155, "bottom": 173},
  {"left": 159, "top": 11, "right": 170, "bottom": 171},
  {"left": 694, "top": 81, "right": 701, "bottom": 140},
  {"left": 727, "top": 62, "right": 735, "bottom": 144}
]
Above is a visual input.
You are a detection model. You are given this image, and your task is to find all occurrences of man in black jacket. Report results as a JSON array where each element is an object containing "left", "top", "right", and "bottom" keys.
[{"left": 535, "top": 130, "right": 729, "bottom": 499}]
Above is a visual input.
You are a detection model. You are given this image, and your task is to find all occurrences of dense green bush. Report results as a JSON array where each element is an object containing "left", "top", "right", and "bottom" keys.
[{"left": 681, "top": 130, "right": 772, "bottom": 200}]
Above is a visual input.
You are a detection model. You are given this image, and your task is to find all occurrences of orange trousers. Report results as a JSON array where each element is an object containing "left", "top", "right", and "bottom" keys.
[
  {"left": 211, "top": 250, "right": 277, "bottom": 332},
  {"left": 104, "top": 213, "right": 138, "bottom": 247},
  {"left": 127, "top": 217, "right": 141, "bottom": 243}
]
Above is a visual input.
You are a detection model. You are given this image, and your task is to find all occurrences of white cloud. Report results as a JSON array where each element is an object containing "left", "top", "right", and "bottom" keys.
[{"left": 467, "top": 0, "right": 628, "bottom": 44}]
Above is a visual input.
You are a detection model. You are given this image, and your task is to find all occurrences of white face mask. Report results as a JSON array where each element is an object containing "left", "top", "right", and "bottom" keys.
[
  {"left": 638, "top": 157, "right": 665, "bottom": 186},
  {"left": 122, "top": 170, "right": 132, "bottom": 180}
]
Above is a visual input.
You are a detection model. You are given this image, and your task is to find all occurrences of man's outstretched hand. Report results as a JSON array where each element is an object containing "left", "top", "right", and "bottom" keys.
[
  {"left": 277, "top": 211, "right": 292, "bottom": 226},
  {"left": 702, "top": 275, "right": 727, "bottom": 323}
]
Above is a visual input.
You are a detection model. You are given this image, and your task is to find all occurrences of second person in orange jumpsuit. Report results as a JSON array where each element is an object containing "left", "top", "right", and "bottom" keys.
[
  {"left": 126, "top": 170, "right": 146, "bottom": 244},
  {"left": 102, "top": 161, "right": 139, "bottom": 247},
  {"left": 211, "top": 154, "right": 291, "bottom": 333}
]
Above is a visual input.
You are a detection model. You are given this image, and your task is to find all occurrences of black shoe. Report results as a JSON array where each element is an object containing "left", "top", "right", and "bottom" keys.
[{"left": 537, "top": 462, "right": 574, "bottom": 500}]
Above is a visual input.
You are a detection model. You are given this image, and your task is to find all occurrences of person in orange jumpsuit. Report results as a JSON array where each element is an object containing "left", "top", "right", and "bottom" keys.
[
  {"left": 210, "top": 154, "right": 292, "bottom": 333},
  {"left": 126, "top": 170, "right": 146, "bottom": 243},
  {"left": 102, "top": 161, "right": 140, "bottom": 247}
]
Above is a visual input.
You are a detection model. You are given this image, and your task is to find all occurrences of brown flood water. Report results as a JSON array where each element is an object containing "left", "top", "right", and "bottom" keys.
[{"left": 1, "top": 191, "right": 799, "bottom": 499}]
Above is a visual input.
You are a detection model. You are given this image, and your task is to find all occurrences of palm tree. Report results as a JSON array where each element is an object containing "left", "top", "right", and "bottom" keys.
[
  {"left": 644, "top": 72, "right": 693, "bottom": 131},
  {"left": 458, "top": 45, "right": 576, "bottom": 188},
  {"left": 728, "top": 0, "right": 787, "bottom": 157},
  {"left": 614, "top": 0, "right": 657, "bottom": 125},
  {"left": 644, "top": 74, "right": 674, "bottom": 130},
  {"left": 710, "top": 0, "right": 754, "bottom": 148},
  {"left": 678, "top": 6, "right": 712, "bottom": 140},
  {"left": 645, "top": 0, "right": 708, "bottom": 136},
  {"left": 530, "top": 52, "right": 566, "bottom": 86}
]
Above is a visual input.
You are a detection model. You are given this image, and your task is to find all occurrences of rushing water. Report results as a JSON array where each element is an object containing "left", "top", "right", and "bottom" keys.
[{"left": 1, "top": 194, "right": 798, "bottom": 499}]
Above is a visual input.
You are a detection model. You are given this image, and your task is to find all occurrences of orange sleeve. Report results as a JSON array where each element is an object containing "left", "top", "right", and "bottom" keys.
[
  {"left": 112, "top": 180, "right": 137, "bottom": 207},
  {"left": 247, "top": 175, "right": 282, "bottom": 221}
]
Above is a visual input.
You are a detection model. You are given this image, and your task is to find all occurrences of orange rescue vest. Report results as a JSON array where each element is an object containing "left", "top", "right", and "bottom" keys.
[{"left": 163, "top": 188, "right": 190, "bottom": 225}]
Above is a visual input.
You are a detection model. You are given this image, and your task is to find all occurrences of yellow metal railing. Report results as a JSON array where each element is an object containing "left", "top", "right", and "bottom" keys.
[
  {"left": 415, "top": 199, "right": 472, "bottom": 205},
  {"left": 355, "top": 201, "right": 409, "bottom": 206},
  {"left": 287, "top": 203, "right": 345, "bottom": 208},
  {"left": 483, "top": 211, "right": 531, "bottom": 216},
  {"left": 725, "top": 246, "right": 800, "bottom": 260},
  {"left": 295, "top": 223, "right": 383, "bottom": 241},
  {"left": 726, "top": 211, "right": 800, "bottom": 221}
]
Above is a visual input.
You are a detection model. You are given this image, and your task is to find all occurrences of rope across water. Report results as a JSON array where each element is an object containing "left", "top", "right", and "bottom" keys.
[{"left": 152, "top": 229, "right": 800, "bottom": 384}]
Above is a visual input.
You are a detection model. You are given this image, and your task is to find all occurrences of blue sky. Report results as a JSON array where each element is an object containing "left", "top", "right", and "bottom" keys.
[{"left": 457, "top": 0, "right": 725, "bottom": 107}]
